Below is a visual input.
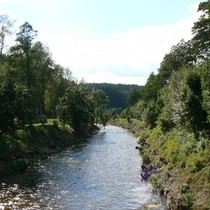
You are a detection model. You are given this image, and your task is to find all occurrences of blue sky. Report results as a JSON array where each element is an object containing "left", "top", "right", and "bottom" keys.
[{"left": 0, "top": 0, "right": 200, "bottom": 85}]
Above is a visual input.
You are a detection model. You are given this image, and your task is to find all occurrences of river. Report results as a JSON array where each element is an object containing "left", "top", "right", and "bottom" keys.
[{"left": 0, "top": 126, "right": 166, "bottom": 210}]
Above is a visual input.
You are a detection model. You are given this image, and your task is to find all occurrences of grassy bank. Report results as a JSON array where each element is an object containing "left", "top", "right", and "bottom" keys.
[
  {"left": 0, "top": 121, "right": 98, "bottom": 177},
  {"left": 110, "top": 118, "right": 210, "bottom": 210}
]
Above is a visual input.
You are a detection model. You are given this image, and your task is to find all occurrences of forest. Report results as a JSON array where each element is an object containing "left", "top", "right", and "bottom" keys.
[
  {"left": 86, "top": 83, "right": 142, "bottom": 109},
  {"left": 0, "top": 17, "right": 113, "bottom": 175},
  {"left": 0, "top": 18, "right": 116, "bottom": 131}
]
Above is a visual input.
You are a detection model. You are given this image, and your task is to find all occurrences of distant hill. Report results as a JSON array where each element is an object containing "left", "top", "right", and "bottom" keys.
[{"left": 86, "top": 83, "right": 144, "bottom": 109}]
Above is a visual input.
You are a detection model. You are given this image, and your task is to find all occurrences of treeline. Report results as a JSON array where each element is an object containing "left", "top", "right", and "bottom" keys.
[
  {"left": 127, "top": 1, "right": 210, "bottom": 136},
  {"left": 120, "top": 2, "right": 210, "bottom": 208},
  {"left": 0, "top": 18, "right": 109, "bottom": 133},
  {"left": 0, "top": 17, "right": 112, "bottom": 175},
  {"left": 86, "top": 83, "right": 143, "bottom": 109}
]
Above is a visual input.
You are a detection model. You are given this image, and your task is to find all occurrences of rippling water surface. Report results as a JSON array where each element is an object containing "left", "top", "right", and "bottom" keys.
[{"left": 0, "top": 126, "right": 166, "bottom": 210}]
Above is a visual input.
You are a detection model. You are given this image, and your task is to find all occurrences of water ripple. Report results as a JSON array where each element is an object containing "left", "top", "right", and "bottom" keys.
[{"left": 0, "top": 126, "right": 166, "bottom": 209}]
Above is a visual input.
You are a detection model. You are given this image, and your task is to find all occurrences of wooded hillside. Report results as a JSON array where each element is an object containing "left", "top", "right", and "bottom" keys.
[{"left": 86, "top": 83, "right": 143, "bottom": 109}]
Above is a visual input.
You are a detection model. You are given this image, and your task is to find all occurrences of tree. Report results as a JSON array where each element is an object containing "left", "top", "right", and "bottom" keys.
[
  {"left": 158, "top": 39, "right": 195, "bottom": 82},
  {"left": 86, "top": 83, "right": 141, "bottom": 109},
  {"left": 200, "top": 61, "right": 210, "bottom": 124},
  {"left": 127, "top": 88, "right": 141, "bottom": 106},
  {"left": 57, "top": 83, "right": 94, "bottom": 132},
  {"left": 11, "top": 22, "right": 37, "bottom": 124},
  {"left": 31, "top": 41, "right": 54, "bottom": 118},
  {"left": 142, "top": 72, "right": 159, "bottom": 101},
  {"left": 141, "top": 39, "right": 197, "bottom": 128},
  {"left": 91, "top": 89, "right": 110, "bottom": 126},
  {"left": 16, "top": 22, "right": 37, "bottom": 89},
  {"left": 13, "top": 84, "right": 31, "bottom": 125},
  {"left": 0, "top": 14, "right": 14, "bottom": 60},
  {"left": 192, "top": 1, "right": 210, "bottom": 62},
  {"left": 158, "top": 66, "right": 209, "bottom": 136},
  {"left": 44, "top": 65, "right": 70, "bottom": 117},
  {"left": 0, "top": 80, "right": 16, "bottom": 130}
]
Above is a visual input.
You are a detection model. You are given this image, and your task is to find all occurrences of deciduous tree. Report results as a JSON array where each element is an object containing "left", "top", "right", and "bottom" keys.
[
  {"left": 192, "top": 1, "right": 210, "bottom": 61},
  {"left": 91, "top": 89, "right": 109, "bottom": 126}
]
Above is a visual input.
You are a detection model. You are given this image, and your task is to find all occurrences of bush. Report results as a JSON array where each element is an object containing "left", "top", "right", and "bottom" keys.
[
  {"left": 0, "top": 134, "right": 10, "bottom": 160},
  {"left": 186, "top": 153, "right": 204, "bottom": 173},
  {"left": 180, "top": 183, "right": 190, "bottom": 194},
  {"left": 179, "top": 193, "right": 195, "bottom": 209},
  {"left": 203, "top": 166, "right": 210, "bottom": 182},
  {"left": 179, "top": 182, "right": 195, "bottom": 209},
  {"left": 149, "top": 172, "right": 164, "bottom": 193},
  {"left": 5, "top": 159, "right": 29, "bottom": 174},
  {"left": 142, "top": 152, "right": 151, "bottom": 165},
  {"left": 164, "top": 138, "right": 180, "bottom": 164},
  {"left": 15, "top": 129, "right": 31, "bottom": 142}
]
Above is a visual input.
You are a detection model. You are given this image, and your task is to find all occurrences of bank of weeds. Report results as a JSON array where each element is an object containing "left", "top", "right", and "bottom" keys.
[
  {"left": 110, "top": 118, "right": 210, "bottom": 210},
  {"left": 0, "top": 120, "right": 98, "bottom": 177}
]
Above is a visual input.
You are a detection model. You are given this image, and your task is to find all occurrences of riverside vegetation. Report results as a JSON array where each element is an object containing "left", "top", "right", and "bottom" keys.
[
  {"left": 0, "top": 18, "right": 108, "bottom": 176},
  {"left": 0, "top": 119, "right": 99, "bottom": 177},
  {"left": 110, "top": 118, "right": 210, "bottom": 210},
  {"left": 110, "top": 2, "right": 210, "bottom": 209}
]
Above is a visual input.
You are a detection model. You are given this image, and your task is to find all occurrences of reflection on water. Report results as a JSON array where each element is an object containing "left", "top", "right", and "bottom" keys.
[{"left": 0, "top": 126, "right": 166, "bottom": 210}]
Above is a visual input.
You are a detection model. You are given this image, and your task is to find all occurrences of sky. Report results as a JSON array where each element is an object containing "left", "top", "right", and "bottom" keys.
[{"left": 0, "top": 0, "right": 201, "bottom": 85}]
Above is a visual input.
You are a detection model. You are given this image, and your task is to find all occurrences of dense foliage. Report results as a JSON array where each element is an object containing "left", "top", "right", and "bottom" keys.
[
  {"left": 86, "top": 83, "right": 143, "bottom": 109},
  {"left": 118, "top": 2, "right": 210, "bottom": 208},
  {"left": 0, "top": 17, "right": 111, "bottom": 175},
  {"left": 0, "top": 19, "right": 102, "bottom": 132},
  {"left": 127, "top": 0, "right": 210, "bottom": 137}
]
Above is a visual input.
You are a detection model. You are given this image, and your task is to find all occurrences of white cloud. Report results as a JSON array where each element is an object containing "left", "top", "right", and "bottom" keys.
[
  {"left": 39, "top": 2, "right": 201, "bottom": 85},
  {"left": 0, "top": 1, "right": 201, "bottom": 85},
  {"left": 0, "top": 1, "right": 200, "bottom": 85}
]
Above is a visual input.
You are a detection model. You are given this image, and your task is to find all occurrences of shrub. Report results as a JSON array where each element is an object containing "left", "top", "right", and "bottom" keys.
[
  {"left": 203, "top": 166, "right": 210, "bottom": 182},
  {"left": 179, "top": 183, "right": 195, "bottom": 209},
  {"left": 186, "top": 153, "right": 204, "bottom": 173},
  {"left": 149, "top": 172, "right": 164, "bottom": 193},
  {"left": 180, "top": 183, "right": 190, "bottom": 194},
  {"left": 15, "top": 129, "right": 31, "bottom": 142},
  {"left": 6, "top": 159, "right": 29, "bottom": 173},
  {"left": 179, "top": 193, "right": 195, "bottom": 209},
  {"left": 0, "top": 134, "right": 10, "bottom": 160},
  {"left": 142, "top": 152, "right": 151, "bottom": 165},
  {"left": 164, "top": 138, "right": 180, "bottom": 165}
]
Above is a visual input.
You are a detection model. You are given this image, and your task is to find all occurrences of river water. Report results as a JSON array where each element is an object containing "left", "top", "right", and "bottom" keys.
[{"left": 0, "top": 126, "right": 166, "bottom": 210}]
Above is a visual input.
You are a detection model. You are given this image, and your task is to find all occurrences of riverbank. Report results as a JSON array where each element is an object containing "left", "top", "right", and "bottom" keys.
[
  {"left": 0, "top": 121, "right": 98, "bottom": 177},
  {"left": 109, "top": 118, "right": 210, "bottom": 210},
  {"left": 0, "top": 125, "right": 162, "bottom": 209}
]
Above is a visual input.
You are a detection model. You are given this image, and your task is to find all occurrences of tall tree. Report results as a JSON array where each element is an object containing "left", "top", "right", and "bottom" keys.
[
  {"left": 0, "top": 14, "right": 14, "bottom": 61},
  {"left": 16, "top": 22, "right": 37, "bottom": 89},
  {"left": 127, "top": 88, "right": 141, "bottom": 106},
  {"left": 91, "top": 89, "right": 110, "bottom": 126},
  {"left": 142, "top": 72, "right": 158, "bottom": 101},
  {"left": 158, "top": 39, "right": 195, "bottom": 82},
  {"left": 57, "top": 83, "right": 94, "bottom": 132},
  {"left": 44, "top": 64, "right": 69, "bottom": 117},
  {"left": 13, "top": 22, "right": 37, "bottom": 124},
  {"left": 192, "top": 0, "right": 210, "bottom": 62},
  {"left": 159, "top": 66, "right": 209, "bottom": 135},
  {"left": 0, "top": 79, "right": 16, "bottom": 130},
  {"left": 31, "top": 41, "right": 53, "bottom": 118}
]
